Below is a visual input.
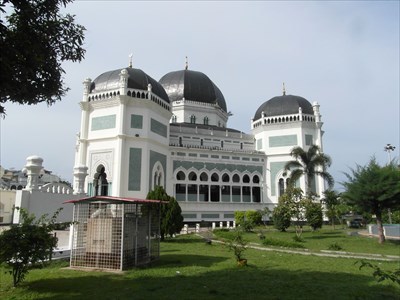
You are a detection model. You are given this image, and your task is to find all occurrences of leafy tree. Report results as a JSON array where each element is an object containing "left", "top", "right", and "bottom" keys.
[
  {"left": 234, "top": 211, "right": 245, "bottom": 226},
  {"left": 284, "top": 145, "right": 334, "bottom": 196},
  {"left": 321, "top": 190, "right": 342, "bottom": 229},
  {"left": 342, "top": 158, "right": 400, "bottom": 243},
  {"left": 146, "top": 186, "right": 183, "bottom": 241},
  {"left": 0, "top": 208, "right": 61, "bottom": 287},
  {"left": 272, "top": 203, "right": 291, "bottom": 232},
  {"left": 245, "top": 210, "right": 262, "bottom": 227},
  {"left": 303, "top": 198, "right": 323, "bottom": 231},
  {"left": 227, "top": 227, "right": 248, "bottom": 266},
  {"left": 0, "top": 0, "right": 86, "bottom": 115}
]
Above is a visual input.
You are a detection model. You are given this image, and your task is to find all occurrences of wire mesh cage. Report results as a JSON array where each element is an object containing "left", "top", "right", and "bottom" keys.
[{"left": 69, "top": 197, "right": 161, "bottom": 271}]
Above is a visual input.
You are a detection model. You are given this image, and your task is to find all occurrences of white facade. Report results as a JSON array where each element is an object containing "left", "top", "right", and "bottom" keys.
[{"left": 73, "top": 65, "right": 327, "bottom": 223}]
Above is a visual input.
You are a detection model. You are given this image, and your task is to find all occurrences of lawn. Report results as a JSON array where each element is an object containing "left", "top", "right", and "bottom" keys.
[
  {"left": 0, "top": 233, "right": 399, "bottom": 300},
  {"left": 214, "top": 226, "right": 400, "bottom": 256}
]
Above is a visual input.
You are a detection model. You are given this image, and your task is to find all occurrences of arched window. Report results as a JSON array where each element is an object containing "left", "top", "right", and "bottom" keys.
[
  {"left": 253, "top": 175, "right": 260, "bottom": 184},
  {"left": 179, "top": 137, "right": 183, "bottom": 146},
  {"left": 93, "top": 165, "right": 108, "bottom": 196},
  {"left": 279, "top": 178, "right": 285, "bottom": 196},
  {"left": 188, "top": 171, "right": 197, "bottom": 181},
  {"left": 200, "top": 139, "right": 204, "bottom": 146},
  {"left": 211, "top": 173, "right": 219, "bottom": 182},
  {"left": 203, "top": 116, "right": 209, "bottom": 125},
  {"left": 190, "top": 115, "right": 196, "bottom": 124},
  {"left": 171, "top": 115, "right": 177, "bottom": 123},
  {"left": 222, "top": 173, "right": 230, "bottom": 182},
  {"left": 232, "top": 174, "right": 240, "bottom": 183},
  {"left": 176, "top": 171, "right": 185, "bottom": 180},
  {"left": 200, "top": 172, "right": 208, "bottom": 181},
  {"left": 243, "top": 174, "right": 250, "bottom": 183},
  {"left": 221, "top": 141, "right": 224, "bottom": 148}
]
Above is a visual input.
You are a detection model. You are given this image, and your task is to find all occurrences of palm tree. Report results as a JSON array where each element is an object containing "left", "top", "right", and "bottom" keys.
[{"left": 284, "top": 145, "right": 334, "bottom": 195}]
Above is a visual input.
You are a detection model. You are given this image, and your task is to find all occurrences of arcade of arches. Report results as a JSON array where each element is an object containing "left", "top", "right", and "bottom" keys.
[{"left": 174, "top": 170, "right": 261, "bottom": 203}]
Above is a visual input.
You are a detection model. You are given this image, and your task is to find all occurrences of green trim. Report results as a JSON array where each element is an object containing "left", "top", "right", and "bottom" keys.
[
  {"left": 130, "top": 114, "right": 143, "bottom": 129},
  {"left": 269, "top": 135, "right": 297, "bottom": 147},
  {"left": 128, "top": 148, "right": 142, "bottom": 191},
  {"left": 151, "top": 118, "right": 167, "bottom": 137},
  {"left": 305, "top": 134, "right": 313, "bottom": 146},
  {"left": 201, "top": 214, "right": 220, "bottom": 219},
  {"left": 270, "top": 161, "right": 286, "bottom": 196},
  {"left": 91, "top": 115, "right": 116, "bottom": 131}
]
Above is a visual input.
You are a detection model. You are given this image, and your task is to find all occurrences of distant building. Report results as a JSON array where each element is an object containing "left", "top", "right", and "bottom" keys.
[
  {"left": 72, "top": 59, "right": 327, "bottom": 224},
  {"left": 0, "top": 164, "right": 63, "bottom": 190}
]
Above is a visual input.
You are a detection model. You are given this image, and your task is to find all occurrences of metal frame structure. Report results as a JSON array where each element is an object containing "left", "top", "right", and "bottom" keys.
[{"left": 66, "top": 196, "right": 161, "bottom": 271}]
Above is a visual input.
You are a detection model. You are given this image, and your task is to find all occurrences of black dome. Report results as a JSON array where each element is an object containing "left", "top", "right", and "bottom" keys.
[
  {"left": 254, "top": 94, "right": 313, "bottom": 120},
  {"left": 159, "top": 69, "right": 227, "bottom": 112},
  {"left": 90, "top": 68, "right": 169, "bottom": 103}
]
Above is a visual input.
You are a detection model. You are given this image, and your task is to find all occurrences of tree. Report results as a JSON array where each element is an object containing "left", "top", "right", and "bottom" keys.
[
  {"left": 303, "top": 198, "right": 323, "bottom": 231},
  {"left": 146, "top": 186, "right": 183, "bottom": 241},
  {"left": 227, "top": 227, "right": 248, "bottom": 266},
  {"left": 321, "top": 190, "right": 342, "bottom": 229},
  {"left": 342, "top": 158, "right": 400, "bottom": 244},
  {"left": 0, "top": 0, "right": 86, "bottom": 115},
  {"left": 272, "top": 202, "right": 291, "bottom": 232},
  {"left": 0, "top": 208, "right": 61, "bottom": 287},
  {"left": 284, "top": 145, "right": 334, "bottom": 196}
]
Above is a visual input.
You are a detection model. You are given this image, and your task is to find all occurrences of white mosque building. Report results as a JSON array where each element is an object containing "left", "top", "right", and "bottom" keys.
[{"left": 72, "top": 59, "right": 326, "bottom": 224}]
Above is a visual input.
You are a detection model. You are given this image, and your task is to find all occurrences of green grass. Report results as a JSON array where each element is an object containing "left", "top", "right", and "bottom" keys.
[
  {"left": 226, "top": 226, "right": 400, "bottom": 256},
  {"left": 1, "top": 233, "right": 399, "bottom": 299}
]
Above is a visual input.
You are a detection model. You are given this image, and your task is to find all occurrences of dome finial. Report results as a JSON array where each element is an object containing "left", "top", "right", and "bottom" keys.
[
  {"left": 283, "top": 82, "right": 286, "bottom": 95},
  {"left": 129, "top": 53, "right": 133, "bottom": 68},
  {"left": 185, "top": 56, "right": 188, "bottom": 70}
]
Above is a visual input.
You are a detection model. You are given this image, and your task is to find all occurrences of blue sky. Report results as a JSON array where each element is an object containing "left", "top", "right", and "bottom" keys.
[{"left": 1, "top": 1, "right": 399, "bottom": 190}]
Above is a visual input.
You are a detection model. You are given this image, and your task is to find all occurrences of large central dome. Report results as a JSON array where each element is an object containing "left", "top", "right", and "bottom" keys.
[
  {"left": 90, "top": 67, "right": 169, "bottom": 103},
  {"left": 159, "top": 69, "right": 227, "bottom": 112},
  {"left": 254, "top": 94, "right": 313, "bottom": 120}
]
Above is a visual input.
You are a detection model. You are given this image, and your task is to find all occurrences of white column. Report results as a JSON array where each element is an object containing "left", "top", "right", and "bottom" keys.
[
  {"left": 73, "top": 165, "right": 88, "bottom": 195},
  {"left": 24, "top": 156, "right": 44, "bottom": 190}
]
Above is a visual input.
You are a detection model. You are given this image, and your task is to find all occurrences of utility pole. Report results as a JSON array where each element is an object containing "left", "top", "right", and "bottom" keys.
[{"left": 384, "top": 143, "right": 396, "bottom": 224}]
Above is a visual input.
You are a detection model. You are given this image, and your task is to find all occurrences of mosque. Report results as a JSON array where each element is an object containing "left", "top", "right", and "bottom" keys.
[{"left": 72, "top": 58, "right": 326, "bottom": 224}]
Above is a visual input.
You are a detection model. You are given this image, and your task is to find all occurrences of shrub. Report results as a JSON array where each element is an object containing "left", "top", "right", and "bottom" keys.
[
  {"left": 0, "top": 208, "right": 61, "bottom": 287},
  {"left": 245, "top": 210, "right": 263, "bottom": 226},
  {"left": 262, "top": 237, "right": 305, "bottom": 249},
  {"left": 292, "top": 235, "right": 305, "bottom": 243},
  {"left": 213, "top": 229, "right": 236, "bottom": 240},
  {"left": 234, "top": 211, "right": 245, "bottom": 226},
  {"left": 304, "top": 200, "right": 323, "bottom": 231},
  {"left": 272, "top": 204, "right": 291, "bottom": 232},
  {"left": 328, "top": 242, "right": 343, "bottom": 251},
  {"left": 227, "top": 227, "right": 248, "bottom": 265}
]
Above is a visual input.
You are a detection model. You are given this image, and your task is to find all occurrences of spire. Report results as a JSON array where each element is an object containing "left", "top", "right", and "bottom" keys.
[
  {"left": 185, "top": 56, "right": 188, "bottom": 70},
  {"left": 282, "top": 82, "right": 286, "bottom": 95},
  {"left": 129, "top": 53, "right": 133, "bottom": 68}
]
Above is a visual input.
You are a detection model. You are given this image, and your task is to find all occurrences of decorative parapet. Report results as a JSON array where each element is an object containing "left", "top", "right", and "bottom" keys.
[
  {"left": 252, "top": 113, "right": 316, "bottom": 129},
  {"left": 39, "top": 183, "right": 73, "bottom": 194},
  {"left": 87, "top": 88, "right": 170, "bottom": 112}
]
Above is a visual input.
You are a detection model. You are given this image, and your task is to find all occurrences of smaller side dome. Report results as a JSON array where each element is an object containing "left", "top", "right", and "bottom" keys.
[
  {"left": 90, "top": 68, "right": 169, "bottom": 103},
  {"left": 254, "top": 94, "right": 313, "bottom": 120}
]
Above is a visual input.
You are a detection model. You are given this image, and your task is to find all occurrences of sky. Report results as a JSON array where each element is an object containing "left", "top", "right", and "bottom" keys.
[{"left": 0, "top": 1, "right": 399, "bottom": 191}]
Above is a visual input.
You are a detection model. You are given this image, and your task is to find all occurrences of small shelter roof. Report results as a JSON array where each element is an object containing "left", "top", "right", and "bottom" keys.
[{"left": 64, "top": 195, "right": 166, "bottom": 204}]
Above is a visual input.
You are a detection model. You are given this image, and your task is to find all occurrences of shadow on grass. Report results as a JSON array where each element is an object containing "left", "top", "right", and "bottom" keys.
[
  {"left": 162, "top": 236, "right": 204, "bottom": 244},
  {"left": 387, "top": 239, "right": 400, "bottom": 246},
  {"left": 19, "top": 266, "right": 399, "bottom": 300},
  {"left": 303, "top": 233, "right": 344, "bottom": 240},
  {"left": 151, "top": 254, "right": 228, "bottom": 268}
]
